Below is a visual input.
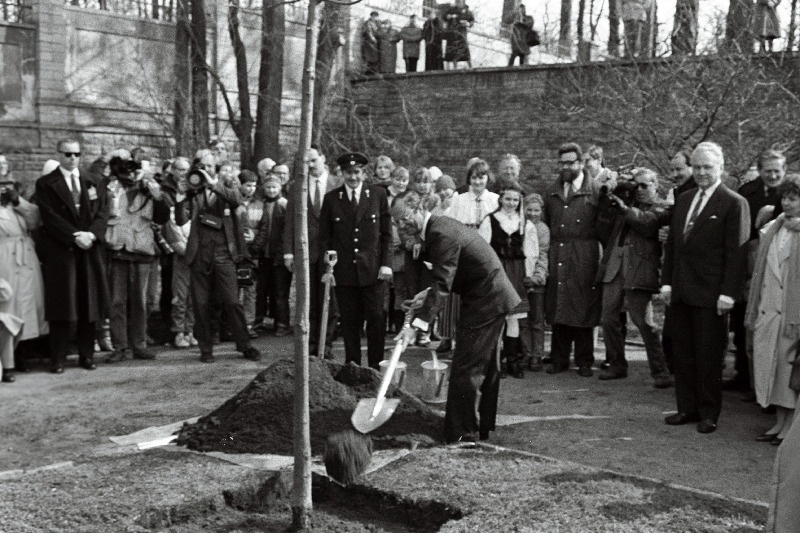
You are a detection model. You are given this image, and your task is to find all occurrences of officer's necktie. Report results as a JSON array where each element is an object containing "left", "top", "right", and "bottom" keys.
[{"left": 684, "top": 190, "right": 705, "bottom": 240}]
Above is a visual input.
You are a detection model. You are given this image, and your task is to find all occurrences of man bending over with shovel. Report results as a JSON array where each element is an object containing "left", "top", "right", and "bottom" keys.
[{"left": 393, "top": 192, "right": 520, "bottom": 443}]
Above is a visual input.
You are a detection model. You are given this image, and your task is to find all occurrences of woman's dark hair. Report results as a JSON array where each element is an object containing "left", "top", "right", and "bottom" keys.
[
  {"left": 778, "top": 173, "right": 800, "bottom": 198},
  {"left": 466, "top": 159, "right": 493, "bottom": 185}
]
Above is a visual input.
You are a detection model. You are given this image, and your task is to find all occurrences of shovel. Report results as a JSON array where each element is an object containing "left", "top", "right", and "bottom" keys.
[
  {"left": 351, "top": 288, "right": 429, "bottom": 434},
  {"left": 318, "top": 251, "right": 338, "bottom": 357}
]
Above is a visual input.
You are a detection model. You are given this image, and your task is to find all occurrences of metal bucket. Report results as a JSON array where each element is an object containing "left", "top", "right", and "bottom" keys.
[
  {"left": 420, "top": 360, "right": 449, "bottom": 403},
  {"left": 378, "top": 360, "right": 407, "bottom": 389}
]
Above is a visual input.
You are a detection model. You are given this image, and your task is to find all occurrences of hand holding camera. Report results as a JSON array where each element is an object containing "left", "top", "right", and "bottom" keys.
[{"left": 0, "top": 186, "right": 19, "bottom": 207}]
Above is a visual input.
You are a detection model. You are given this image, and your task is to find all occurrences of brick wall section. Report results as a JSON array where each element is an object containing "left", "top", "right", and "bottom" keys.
[{"left": 342, "top": 56, "right": 800, "bottom": 189}]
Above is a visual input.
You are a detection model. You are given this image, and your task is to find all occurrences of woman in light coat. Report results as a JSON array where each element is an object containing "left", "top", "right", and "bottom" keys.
[{"left": 745, "top": 174, "right": 800, "bottom": 446}]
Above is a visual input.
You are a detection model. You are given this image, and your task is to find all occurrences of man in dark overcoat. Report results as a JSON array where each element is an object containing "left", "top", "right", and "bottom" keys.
[
  {"left": 393, "top": 192, "right": 520, "bottom": 443},
  {"left": 319, "top": 153, "right": 392, "bottom": 369},
  {"left": 661, "top": 142, "right": 749, "bottom": 434},
  {"left": 35, "top": 139, "right": 109, "bottom": 373},
  {"left": 542, "top": 143, "right": 602, "bottom": 377}
]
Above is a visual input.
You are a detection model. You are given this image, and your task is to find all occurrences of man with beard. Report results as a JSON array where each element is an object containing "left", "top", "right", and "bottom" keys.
[
  {"left": 542, "top": 143, "right": 602, "bottom": 376},
  {"left": 319, "top": 153, "right": 392, "bottom": 369},
  {"left": 392, "top": 191, "right": 520, "bottom": 443}
]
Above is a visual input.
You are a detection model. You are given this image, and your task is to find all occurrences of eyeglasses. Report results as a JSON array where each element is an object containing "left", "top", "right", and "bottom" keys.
[
  {"left": 61, "top": 152, "right": 81, "bottom": 158},
  {"left": 559, "top": 160, "right": 579, "bottom": 166},
  {"left": 635, "top": 182, "right": 651, "bottom": 189}
]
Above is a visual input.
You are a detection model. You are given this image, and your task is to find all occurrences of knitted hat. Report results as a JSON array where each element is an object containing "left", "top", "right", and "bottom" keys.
[{"left": 435, "top": 174, "right": 456, "bottom": 192}]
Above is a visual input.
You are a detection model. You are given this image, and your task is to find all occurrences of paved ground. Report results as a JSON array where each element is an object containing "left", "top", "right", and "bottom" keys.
[{"left": 0, "top": 330, "right": 777, "bottom": 508}]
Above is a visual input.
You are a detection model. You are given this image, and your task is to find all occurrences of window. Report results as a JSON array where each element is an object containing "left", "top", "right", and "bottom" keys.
[{"left": 65, "top": 0, "right": 174, "bottom": 21}]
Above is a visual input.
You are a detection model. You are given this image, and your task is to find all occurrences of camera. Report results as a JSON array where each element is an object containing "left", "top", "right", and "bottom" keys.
[
  {"left": 109, "top": 156, "right": 141, "bottom": 178},
  {"left": 186, "top": 167, "right": 210, "bottom": 192},
  {"left": 0, "top": 184, "right": 18, "bottom": 207},
  {"left": 599, "top": 180, "right": 638, "bottom": 210}
]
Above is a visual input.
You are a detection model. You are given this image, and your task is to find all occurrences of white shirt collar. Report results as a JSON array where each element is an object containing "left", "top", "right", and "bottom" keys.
[
  {"left": 347, "top": 182, "right": 363, "bottom": 201},
  {"left": 420, "top": 212, "right": 432, "bottom": 241},
  {"left": 697, "top": 177, "right": 721, "bottom": 198},
  {"left": 60, "top": 166, "right": 79, "bottom": 179},
  {"left": 565, "top": 172, "right": 584, "bottom": 193}
]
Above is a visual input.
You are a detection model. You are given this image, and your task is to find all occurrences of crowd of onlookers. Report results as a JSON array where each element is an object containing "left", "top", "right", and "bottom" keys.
[{"left": 1, "top": 139, "right": 799, "bottom": 445}]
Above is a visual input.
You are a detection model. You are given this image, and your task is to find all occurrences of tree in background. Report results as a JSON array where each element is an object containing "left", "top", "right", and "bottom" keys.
[
  {"left": 253, "top": 0, "right": 285, "bottom": 166},
  {"left": 312, "top": 1, "right": 347, "bottom": 147},
  {"left": 560, "top": 0, "right": 573, "bottom": 56},
  {"left": 608, "top": 0, "right": 621, "bottom": 56},
  {"left": 172, "top": 0, "right": 210, "bottom": 155},
  {"left": 725, "top": 0, "right": 754, "bottom": 52}
]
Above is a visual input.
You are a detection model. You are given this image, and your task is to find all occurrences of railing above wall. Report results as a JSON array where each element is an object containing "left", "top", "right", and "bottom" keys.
[{"left": 65, "top": 0, "right": 175, "bottom": 21}]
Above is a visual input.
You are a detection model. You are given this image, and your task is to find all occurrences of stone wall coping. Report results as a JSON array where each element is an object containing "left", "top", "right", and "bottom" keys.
[{"left": 62, "top": 4, "right": 176, "bottom": 28}]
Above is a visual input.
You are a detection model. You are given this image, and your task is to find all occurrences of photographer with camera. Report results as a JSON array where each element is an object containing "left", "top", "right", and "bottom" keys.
[
  {"left": 174, "top": 154, "right": 261, "bottom": 363},
  {"left": 103, "top": 156, "right": 171, "bottom": 363},
  {"left": 596, "top": 168, "right": 673, "bottom": 389}
]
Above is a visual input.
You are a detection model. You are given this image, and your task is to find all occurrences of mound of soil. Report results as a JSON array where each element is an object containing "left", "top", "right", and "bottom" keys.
[{"left": 176, "top": 358, "right": 444, "bottom": 455}]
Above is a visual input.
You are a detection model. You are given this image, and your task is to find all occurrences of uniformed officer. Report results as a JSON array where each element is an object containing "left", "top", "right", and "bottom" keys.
[{"left": 319, "top": 153, "right": 392, "bottom": 368}]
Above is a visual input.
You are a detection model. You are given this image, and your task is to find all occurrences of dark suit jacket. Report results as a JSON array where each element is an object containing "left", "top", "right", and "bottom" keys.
[
  {"left": 662, "top": 183, "right": 750, "bottom": 308},
  {"left": 35, "top": 168, "right": 109, "bottom": 322},
  {"left": 318, "top": 184, "right": 391, "bottom": 287},
  {"left": 738, "top": 177, "right": 779, "bottom": 241},
  {"left": 251, "top": 198, "right": 287, "bottom": 261},
  {"left": 175, "top": 182, "right": 248, "bottom": 265},
  {"left": 281, "top": 172, "right": 342, "bottom": 263},
  {"left": 416, "top": 216, "right": 521, "bottom": 328}
]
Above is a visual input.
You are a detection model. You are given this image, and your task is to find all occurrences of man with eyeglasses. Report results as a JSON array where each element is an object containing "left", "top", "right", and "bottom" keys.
[
  {"left": 36, "top": 139, "right": 110, "bottom": 374},
  {"left": 596, "top": 168, "right": 673, "bottom": 389},
  {"left": 542, "top": 143, "right": 602, "bottom": 377}
]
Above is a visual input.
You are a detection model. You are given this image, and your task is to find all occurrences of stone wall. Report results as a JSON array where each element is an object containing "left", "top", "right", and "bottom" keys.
[{"left": 342, "top": 54, "right": 800, "bottom": 188}]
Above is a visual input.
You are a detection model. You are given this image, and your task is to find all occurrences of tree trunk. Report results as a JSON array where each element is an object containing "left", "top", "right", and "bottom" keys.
[
  {"left": 174, "top": 0, "right": 192, "bottom": 155},
  {"left": 789, "top": 0, "right": 799, "bottom": 52},
  {"left": 559, "top": 0, "right": 573, "bottom": 57},
  {"left": 725, "top": 0, "right": 754, "bottom": 53},
  {"left": 608, "top": 0, "right": 620, "bottom": 56},
  {"left": 228, "top": 0, "right": 254, "bottom": 169},
  {"left": 190, "top": 0, "right": 210, "bottom": 148},
  {"left": 312, "top": 1, "right": 346, "bottom": 146},
  {"left": 253, "top": 0, "right": 285, "bottom": 167},
  {"left": 672, "top": 0, "right": 699, "bottom": 55},
  {"left": 291, "top": 0, "right": 320, "bottom": 529}
]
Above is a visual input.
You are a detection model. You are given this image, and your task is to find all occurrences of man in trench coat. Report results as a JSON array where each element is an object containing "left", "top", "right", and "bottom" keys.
[
  {"left": 36, "top": 139, "right": 109, "bottom": 373},
  {"left": 543, "top": 143, "right": 602, "bottom": 377}
]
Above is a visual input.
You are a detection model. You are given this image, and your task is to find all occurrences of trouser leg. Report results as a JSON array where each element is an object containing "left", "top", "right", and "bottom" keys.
[
  {"left": 573, "top": 326, "right": 595, "bottom": 369},
  {"left": 549, "top": 323, "right": 573, "bottom": 368},
  {"left": 336, "top": 285, "right": 363, "bottom": 365},
  {"left": 363, "top": 282, "right": 386, "bottom": 369},
  {"left": 109, "top": 259, "right": 130, "bottom": 350},
  {"left": 212, "top": 248, "right": 252, "bottom": 352},
  {"left": 626, "top": 290, "right": 669, "bottom": 378},
  {"left": 600, "top": 275, "right": 626, "bottom": 372},
  {"left": 671, "top": 302, "right": 698, "bottom": 416}
]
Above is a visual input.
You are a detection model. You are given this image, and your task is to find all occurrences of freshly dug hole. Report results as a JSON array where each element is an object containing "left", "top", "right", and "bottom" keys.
[{"left": 176, "top": 358, "right": 443, "bottom": 455}]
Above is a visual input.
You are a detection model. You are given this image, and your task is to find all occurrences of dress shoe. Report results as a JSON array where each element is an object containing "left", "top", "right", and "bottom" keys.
[
  {"left": 721, "top": 376, "right": 749, "bottom": 391},
  {"left": 479, "top": 431, "right": 489, "bottom": 441},
  {"left": 436, "top": 338, "right": 453, "bottom": 353},
  {"left": 599, "top": 361, "right": 611, "bottom": 370},
  {"left": 546, "top": 364, "right": 569, "bottom": 374},
  {"left": 275, "top": 325, "right": 292, "bottom": 337},
  {"left": 755, "top": 432, "right": 779, "bottom": 442},
  {"left": 509, "top": 360, "right": 525, "bottom": 379},
  {"left": 242, "top": 347, "right": 262, "bottom": 361},
  {"left": 577, "top": 366, "right": 593, "bottom": 377},
  {"left": 598, "top": 368, "right": 627, "bottom": 380},
  {"left": 652, "top": 376, "right": 674, "bottom": 389},
  {"left": 542, "top": 356, "right": 552, "bottom": 364},
  {"left": 79, "top": 359, "right": 97, "bottom": 371},
  {"left": 771, "top": 437, "right": 784, "bottom": 446},
  {"left": 2, "top": 371, "right": 15, "bottom": 383},
  {"left": 132, "top": 348, "right": 156, "bottom": 360},
  {"left": 664, "top": 412, "right": 701, "bottom": 425},
  {"left": 199, "top": 352, "right": 215, "bottom": 363},
  {"left": 247, "top": 327, "right": 259, "bottom": 339},
  {"left": 762, "top": 405, "right": 777, "bottom": 415},
  {"left": 106, "top": 349, "right": 130, "bottom": 364},
  {"left": 97, "top": 334, "right": 114, "bottom": 352},
  {"left": 697, "top": 419, "right": 717, "bottom": 434},
  {"left": 528, "top": 357, "right": 543, "bottom": 372},
  {"left": 51, "top": 366, "right": 65, "bottom": 374},
  {"left": 740, "top": 391, "right": 757, "bottom": 403}
]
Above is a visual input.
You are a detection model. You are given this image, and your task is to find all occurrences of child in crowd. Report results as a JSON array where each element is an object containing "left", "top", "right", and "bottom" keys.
[
  {"left": 433, "top": 174, "right": 457, "bottom": 216},
  {"left": 479, "top": 182, "right": 539, "bottom": 378},
  {"left": 522, "top": 193, "right": 549, "bottom": 371},
  {"left": 251, "top": 173, "right": 291, "bottom": 337},
  {"left": 387, "top": 167, "right": 410, "bottom": 332}
]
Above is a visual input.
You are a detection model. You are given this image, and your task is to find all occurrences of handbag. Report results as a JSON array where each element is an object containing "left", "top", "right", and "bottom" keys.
[
  {"left": 526, "top": 29, "right": 541, "bottom": 47},
  {"left": 236, "top": 258, "right": 256, "bottom": 287}
]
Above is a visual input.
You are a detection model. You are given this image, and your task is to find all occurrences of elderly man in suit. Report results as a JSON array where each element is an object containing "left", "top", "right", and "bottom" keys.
[
  {"left": 36, "top": 139, "right": 109, "bottom": 373},
  {"left": 319, "top": 152, "right": 392, "bottom": 369},
  {"left": 393, "top": 191, "right": 520, "bottom": 443},
  {"left": 661, "top": 141, "right": 750, "bottom": 433},
  {"left": 283, "top": 146, "right": 342, "bottom": 358}
]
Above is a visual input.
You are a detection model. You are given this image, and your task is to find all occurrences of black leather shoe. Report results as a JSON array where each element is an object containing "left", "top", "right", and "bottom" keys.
[
  {"left": 2, "top": 372, "right": 15, "bottom": 383},
  {"left": 721, "top": 377, "right": 749, "bottom": 391},
  {"left": 697, "top": 419, "right": 717, "bottom": 434},
  {"left": 242, "top": 347, "right": 262, "bottom": 361},
  {"left": 771, "top": 437, "right": 784, "bottom": 446},
  {"left": 664, "top": 412, "right": 701, "bottom": 425},
  {"left": 51, "top": 366, "right": 65, "bottom": 374},
  {"left": 756, "top": 432, "right": 779, "bottom": 442},
  {"left": 132, "top": 348, "right": 156, "bottom": 360},
  {"left": 598, "top": 368, "right": 627, "bottom": 380},
  {"left": 546, "top": 364, "right": 568, "bottom": 374},
  {"left": 79, "top": 360, "right": 97, "bottom": 371},
  {"left": 199, "top": 352, "right": 215, "bottom": 363},
  {"left": 577, "top": 367, "right": 593, "bottom": 377}
]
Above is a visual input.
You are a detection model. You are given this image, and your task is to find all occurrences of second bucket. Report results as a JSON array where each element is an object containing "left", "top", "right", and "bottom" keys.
[{"left": 420, "top": 359, "right": 449, "bottom": 403}]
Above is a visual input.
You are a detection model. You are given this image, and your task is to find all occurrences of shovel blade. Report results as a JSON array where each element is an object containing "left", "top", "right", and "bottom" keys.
[{"left": 351, "top": 398, "right": 400, "bottom": 434}]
